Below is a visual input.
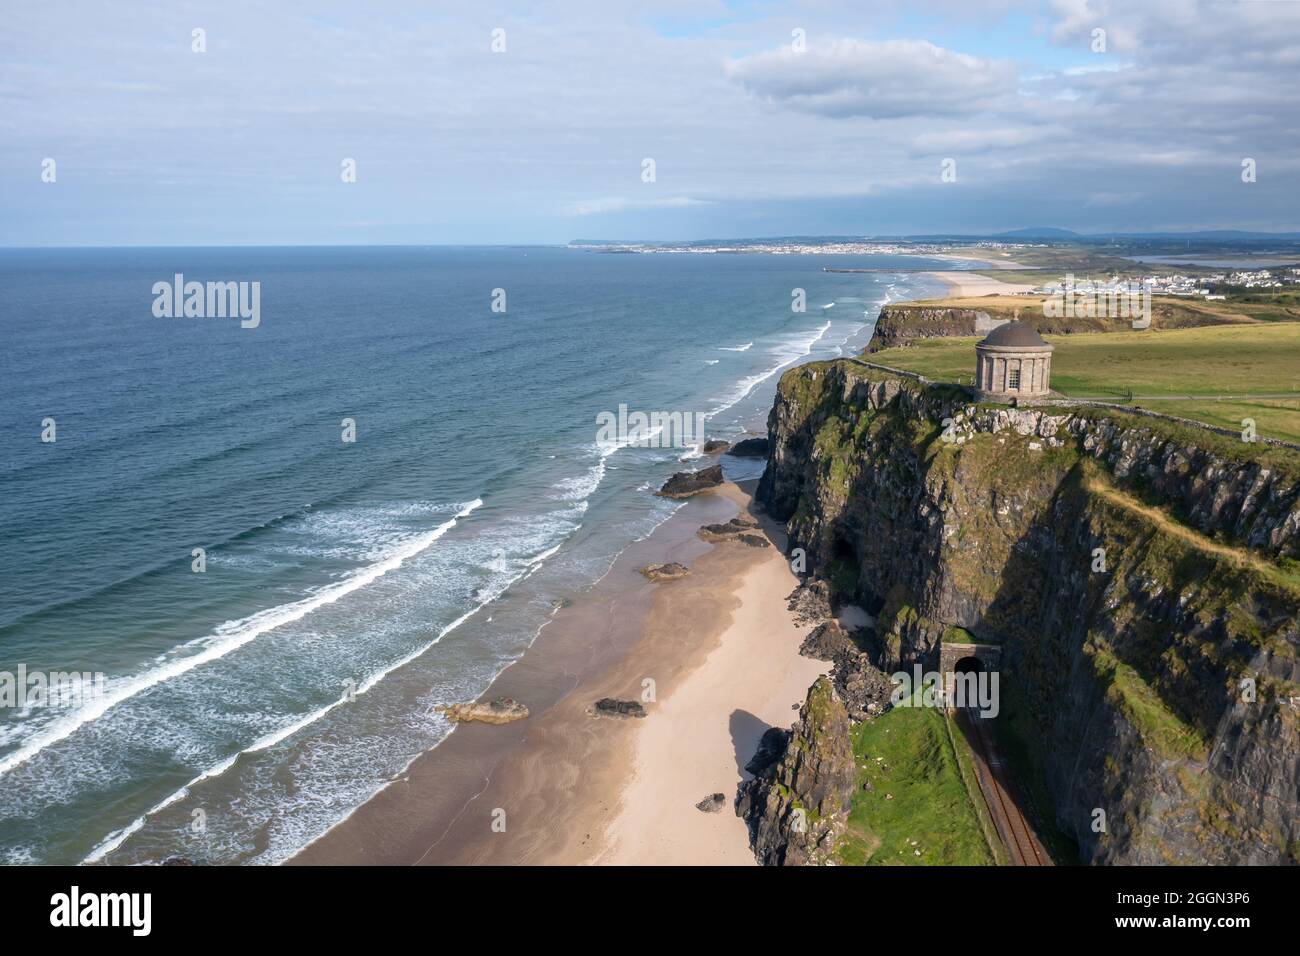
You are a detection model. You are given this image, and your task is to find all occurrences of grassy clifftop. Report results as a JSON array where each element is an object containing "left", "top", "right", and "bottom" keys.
[
  {"left": 870, "top": 322, "right": 1300, "bottom": 445},
  {"left": 760, "top": 358, "right": 1300, "bottom": 864}
]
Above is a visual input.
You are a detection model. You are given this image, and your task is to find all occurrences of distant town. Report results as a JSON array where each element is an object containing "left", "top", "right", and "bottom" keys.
[
  {"left": 570, "top": 238, "right": 1030, "bottom": 256},
  {"left": 1033, "top": 269, "right": 1300, "bottom": 298},
  {"left": 569, "top": 237, "right": 1300, "bottom": 300}
]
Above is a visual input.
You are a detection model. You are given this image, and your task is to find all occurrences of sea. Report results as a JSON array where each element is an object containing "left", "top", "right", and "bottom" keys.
[{"left": 0, "top": 246, "right": 948, "bottom": 864}]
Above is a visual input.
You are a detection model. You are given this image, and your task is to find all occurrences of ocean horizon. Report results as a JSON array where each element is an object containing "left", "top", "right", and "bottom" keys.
[{"left": 0, "top": 245, "right": 948, "bottom": 864}]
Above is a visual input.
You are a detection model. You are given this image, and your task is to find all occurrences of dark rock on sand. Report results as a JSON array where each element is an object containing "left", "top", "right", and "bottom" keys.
[
  {"left": 638, "top": 562, "right": 690, "bottom": 582},
  {"left": 592, "top": 698, "right": 647, "bottom": 719},
  {"left": 799, "top": 619, "right": 857, "bottom": 661},
  {"left": 695, "top": 792, "right": 727, "bottom": 813},
  {"left": 728, "top": 437, "right": 770, "bottom": 458},
  {"left": 736, "top": 532, "right": 770, "bottom": 548},
  {"left": 786, "top": 580, "right": 833, "bottom": 627},
  {"left": 697, "top": 515, "right": 761, "bottom": 543},
  {"left": 656, "top": 464, "right": 724, "bottom": 498},
  {"left": 436, "top": 697, "right": 530, "bottom": 725}
]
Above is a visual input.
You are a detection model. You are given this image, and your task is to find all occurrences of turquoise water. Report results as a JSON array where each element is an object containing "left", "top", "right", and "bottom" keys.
[{"left": 0, "top": 246, "right": 942, "bottom": 864}]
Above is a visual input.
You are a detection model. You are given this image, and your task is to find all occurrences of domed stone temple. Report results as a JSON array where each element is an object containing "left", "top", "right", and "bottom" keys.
[{"left": 974, "top": 321, "right": 1054, "bottom": 402}]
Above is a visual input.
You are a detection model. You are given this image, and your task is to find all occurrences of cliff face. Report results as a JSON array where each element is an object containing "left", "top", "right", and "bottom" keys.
[
  {"left": 869, "top": 301, "right": 1241, "bottom": 352},
  {"left": 757, "top": 360, "right": 1300, "bottom": 864},
  {"left": 869, "top": 307, "right": 999, "bottom": 351}
]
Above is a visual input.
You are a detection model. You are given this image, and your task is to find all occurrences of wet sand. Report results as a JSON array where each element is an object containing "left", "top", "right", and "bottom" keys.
[{"left": 290, "top": 479, "right": 822, "bottom": 865}]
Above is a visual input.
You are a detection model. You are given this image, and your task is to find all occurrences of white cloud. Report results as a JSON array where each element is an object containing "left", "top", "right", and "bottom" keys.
[
  {"left": 564, "top": 197, "right": 714, "bottom": 216},
  {"left": 726, "top": 38, "right": 1016, "bottom": 119}
]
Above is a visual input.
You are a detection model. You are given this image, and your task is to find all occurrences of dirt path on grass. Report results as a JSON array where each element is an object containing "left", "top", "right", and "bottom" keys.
[{"left": 1082, "top": 475, "right": 1288, "bottom": 584}]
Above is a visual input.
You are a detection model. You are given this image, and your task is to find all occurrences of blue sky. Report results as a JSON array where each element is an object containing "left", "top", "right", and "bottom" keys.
[{"left": 2, "top": 0, "right": 1298, "bottom": 245}]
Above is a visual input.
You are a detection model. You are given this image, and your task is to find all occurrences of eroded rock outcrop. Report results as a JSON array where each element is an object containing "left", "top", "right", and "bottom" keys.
[
  {"left": 786, "top": 581, "right": 833, "bottom": 626},
  {"left": 799, "top": 619, "right": 855, "bottom": 660},
  {"left": 656, "top": 464, "right": 724, "bottom": 498},
  {"left": 736, "top": 677, "right": 857, "bottom": 865},
  {"left": 697, "top": 516, "right": 758, "bottom": 540},
  {"left": 638, "top": 562, "right": 690, "bottom": 582},
  {"left": 729, "top": 436, "right": 770, "bottom": 458},
  {"left": 436, "top": 698, "right": 530, "bottom": 725},
  {"left": 591, "top": 698, "right": 647, "bottom": 719},
  {"left": 697, "top": 516, "right": 769, "bottom": 548}
]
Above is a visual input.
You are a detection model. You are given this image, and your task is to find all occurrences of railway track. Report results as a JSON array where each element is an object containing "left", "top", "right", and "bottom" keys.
[{"left": 959, "top": 705, "right": 1051, "bottom": 867}]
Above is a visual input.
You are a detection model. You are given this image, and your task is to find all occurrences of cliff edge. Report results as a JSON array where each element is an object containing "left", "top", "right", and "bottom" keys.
[{"left": 749, "top": 358, "right": 1300, "bottom": 865}]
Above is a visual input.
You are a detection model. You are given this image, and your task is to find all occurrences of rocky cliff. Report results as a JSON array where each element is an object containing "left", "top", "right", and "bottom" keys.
[
  {"left": 754, "top": 359, "right": 1300, "bottom": 864},
  {"left": 736, "top": 677, "right": 857, "bottom": 865}
]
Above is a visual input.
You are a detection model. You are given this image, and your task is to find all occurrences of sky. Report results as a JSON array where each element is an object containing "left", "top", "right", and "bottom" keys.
[{"left": 2, "top": 0, "right": 1299, "bottom": 245}]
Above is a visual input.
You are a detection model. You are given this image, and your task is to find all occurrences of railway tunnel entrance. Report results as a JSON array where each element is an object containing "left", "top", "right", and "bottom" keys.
[{"left": 937, "top": 640, "right": 1001, "bottom": 713}]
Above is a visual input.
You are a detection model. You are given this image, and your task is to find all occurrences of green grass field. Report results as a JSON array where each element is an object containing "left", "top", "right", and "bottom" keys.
[
  {"left": 868, "top": 322, "right": 1300, "bottom": 443},
  {"left": 835, "top": 692, "right": 995, "bottom": 866}
]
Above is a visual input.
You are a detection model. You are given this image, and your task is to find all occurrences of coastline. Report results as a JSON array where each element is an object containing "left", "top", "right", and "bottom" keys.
[
  {"left": 289, "top": 478, "right": 821, "bottom": 865},
  {"left": 285, "top": 268, "right": 928, "bottom": 868},
  {"left": 923, "top": 252, "right": 1027, "bottom": 271}
]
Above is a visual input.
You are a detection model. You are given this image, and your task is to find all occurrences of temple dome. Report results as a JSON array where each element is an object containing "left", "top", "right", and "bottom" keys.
[{"left": 978, "top": 321, "right": 1050, "bottom": 349}]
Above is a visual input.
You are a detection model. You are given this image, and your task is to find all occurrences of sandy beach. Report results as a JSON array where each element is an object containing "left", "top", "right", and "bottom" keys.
[
  {"left": 291, "top": 479, "right": 825, "bottom": 866},
  {"left": 589, "top": 513, "right": 826, "bottom": 865}
]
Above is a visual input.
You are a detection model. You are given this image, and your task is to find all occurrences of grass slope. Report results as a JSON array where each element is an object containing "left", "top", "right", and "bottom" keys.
[{"left": 836, "top": 693, "right": 995, "bottom": 866}]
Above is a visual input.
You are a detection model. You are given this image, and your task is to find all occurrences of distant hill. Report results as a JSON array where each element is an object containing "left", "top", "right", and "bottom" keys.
[{"left": 996, "top": 227, "right": 1081, "bottom": 238}]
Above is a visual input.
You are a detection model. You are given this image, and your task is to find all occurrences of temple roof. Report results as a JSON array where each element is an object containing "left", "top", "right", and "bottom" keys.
[{"left": 977, "top": 320, "right": 1051, "bottom": 349}]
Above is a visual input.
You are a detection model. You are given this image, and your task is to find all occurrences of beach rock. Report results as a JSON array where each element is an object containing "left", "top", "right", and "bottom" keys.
[
  {"left": 736, "top": 532, "right": 770, "bottom": 548},
  {"left": 592, "top": 698, "right": 647, "bottom": 719},
  {"left": 160, "top": 857, "right": 195, "bottom": 866},
  {"left": 436, "top": 697, "right": 530, "bottom": 725},
  {"left": 800, "top": 619, "right": 857, "bottom": 661},
  {"left": 737, "top": 677, "right": 856, "bottom": 865},
  {"left": 638, "top": 562, "right": 690, "bottom": 582},
  {"left": 695, "top": 793, "right": 727, "bottom": 813},
  {"left": 702, "top": 439, "right": 731, "bottom": 455},
  {"left": 697, "top": 515, "right": 761, "bottom": 543},
  {"left": 786, "top": 580, "right": 833, "bottom": 627},
  {"left": 729, "top": 437, "right": 770, "bottom": 458},
  {"left": 656, "top": 464, "right": 724, "bottom": 498}
]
